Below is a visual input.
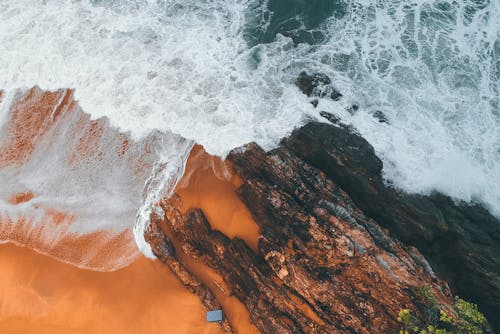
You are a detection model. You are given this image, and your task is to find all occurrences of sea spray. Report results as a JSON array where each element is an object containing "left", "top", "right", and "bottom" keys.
[
  {"left": 250, "top": 0, "right": 500, "bottom": 215},
  {"left": 0, "top": 0, "right": 498, "bottom": 261},
  {"left": 314, "top": 0, "right": 500, "bottom": 215},
  {"left": 0, "top": 0, "right": 313, "bottom": 155},
  {"left": 134, "top": 137, "right": 193, "bottom": 259},
  {"left": 0, "top": 88, "right": 185, "bottom": 269}
]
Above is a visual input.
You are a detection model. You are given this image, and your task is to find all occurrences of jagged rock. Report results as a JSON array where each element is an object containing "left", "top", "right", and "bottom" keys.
[
  {"left": 145, "top": 220, "right": 235, "bottom": 333},
  {"left": 145, "top": 121, "right": 497, "bottom": 332},
  {"left": 319, "top": 111, "right": 341, "bottom": 124},
  {"left": 283, "top": 122, "right": 500, "bottom": 332},
  {"left": 329, "top": 89, "right": 343, "bottom": 101},
  {"left": 296, "top": 72, "right": 331, "bottom": 96},
  {"left": 347, "top": 104, "right": 359, "bottom": 115},
  {"left": 146, "top": 135, "right": 459, "bottom": 333},
  {"left": 295, "top": 72, "right": 342, "bottom": 101},
  {"left": 372, "top": 110, "right": 389, "bottom": 124}
]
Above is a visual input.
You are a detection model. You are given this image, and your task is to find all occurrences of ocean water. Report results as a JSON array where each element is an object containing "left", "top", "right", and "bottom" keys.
[
  {"left": 0, "top": 88, "right": 193, "bottom": 268},
  {"left": 0, "top": 0, "right": 498, "bottom": 261}
]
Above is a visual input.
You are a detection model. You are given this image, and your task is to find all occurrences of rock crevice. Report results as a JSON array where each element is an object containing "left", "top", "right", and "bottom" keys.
[
  {"left": 144, "top": 125, "right": 467, "bottom": 333},
  {"left": 283, "top": 122, "right": 500, "bottom": 331}
]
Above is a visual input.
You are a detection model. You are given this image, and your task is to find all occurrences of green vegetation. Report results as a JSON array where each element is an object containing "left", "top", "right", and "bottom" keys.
[
  {"left": 454, "top": 298, "right": 487, "bottom": 334},
  {"left": 418, "top": 285, "right": 437, "bottom": 307},
  {"left": 397, "top": 287, "right": 488, "bottom": 334}
]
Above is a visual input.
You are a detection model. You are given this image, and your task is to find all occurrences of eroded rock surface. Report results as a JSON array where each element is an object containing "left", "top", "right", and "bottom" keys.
[
  {"left": 145, "top": 127, "right": 461, "bottom": 333},
  {"left": 284, "top": 121, "right": 500, "bottom": 332},
  {"left": 146, "top": 220, "right": 234, "bottom": 333}
]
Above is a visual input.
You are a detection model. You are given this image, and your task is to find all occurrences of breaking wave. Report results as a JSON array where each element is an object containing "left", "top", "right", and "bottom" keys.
[{"left": 0, "top": 0, "right": 498, "bottom": 264}]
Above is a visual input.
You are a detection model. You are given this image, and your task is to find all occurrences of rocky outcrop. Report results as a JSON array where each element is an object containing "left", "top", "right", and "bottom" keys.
[
  {"left": 283, "top": 121, "right": 500, "bottom": 332},
  {"left": 295, "top": 72, "right": 343, "bottom": 102},
  {"left": 145, "top": 220, "right": 235, "bottom": 333},
  {"left": 145, "top": 129, "right": 460, "bottom": 333}
]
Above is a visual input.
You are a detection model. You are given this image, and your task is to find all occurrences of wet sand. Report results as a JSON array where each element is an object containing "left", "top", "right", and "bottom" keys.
[
  {"left": 176, "top": 145, "right": 260, "bottom": 252},
  {"left": 0, "top": 243, "right": 222, "bottom": 334},
  {"left": 155, "top": 145, "right": 261, "bottom": 334}
]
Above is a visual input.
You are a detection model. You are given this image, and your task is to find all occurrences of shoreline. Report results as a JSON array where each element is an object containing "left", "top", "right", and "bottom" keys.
[{"left": 0, "top": 87, "right": 497, "bottom": 332}]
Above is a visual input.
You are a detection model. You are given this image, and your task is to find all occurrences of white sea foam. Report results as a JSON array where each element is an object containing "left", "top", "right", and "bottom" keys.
[
  {"left": 0, "top": 88, "right": 192, "bottom": 269},
  {"left": 0, "top": 0, "right": 314, "bottom": 155},
  {"left": 0, "top": 0, "right": 498, "bottom": 264},
  {"left": 134, "top": 138, "right": 193, "bottom": 259},
  {"left": 305, "top": 0, "right": 500, "bottom": 215},
  {"left": 0, "top": 0, "right": 316, "bottom": 260}
]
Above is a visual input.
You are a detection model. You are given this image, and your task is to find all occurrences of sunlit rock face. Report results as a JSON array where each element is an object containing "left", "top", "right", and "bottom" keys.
[
  {"left": 283, "top": 121, "right": 500, "bottom": 330},
  {"left": 146, "top": 143, "right": 457, "bottom": 333},
  {"left": 0, "top": 87, "right": 190, "bottom": 270},
  {"left": 146, "top": 146, "right": 261, "bottom": 334}
]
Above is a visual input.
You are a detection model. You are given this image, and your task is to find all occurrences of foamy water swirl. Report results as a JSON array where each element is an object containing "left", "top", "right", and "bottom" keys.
[{"left": 0, "top": 0, "right": 498, "bottom": 266}]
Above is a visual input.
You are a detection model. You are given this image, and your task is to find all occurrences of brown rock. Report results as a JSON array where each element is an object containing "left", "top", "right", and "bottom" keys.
[
  {"left": 145, "top": 219, "right": 234, "bottom": 333},
  {"left": 145, "top": 141, "right": 457, "bottom": 333},
  {"left": 283, "top": 122, "right": 500, "bottom": 331}
]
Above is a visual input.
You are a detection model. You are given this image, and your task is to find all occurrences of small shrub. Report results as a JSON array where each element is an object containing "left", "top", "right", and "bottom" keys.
[
  {"left": 418, "top": 286, "right": 437, "bottom": 306},
  {"left": 398, "top": 309, "right": 413, "bottom": 327},
  {"left": 454, "top": 297, "right": 486, "bottom": 334},
  {"left": 396, "top": 297, "right": 487, "bottom": 334},
  {"left": 439, "top": 310, "right": 452, "bottom": 324}
]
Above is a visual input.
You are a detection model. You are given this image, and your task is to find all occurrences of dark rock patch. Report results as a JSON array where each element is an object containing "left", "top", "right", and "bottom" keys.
[
  {"left": 347, "top": 104, "right": 359, "bottom": 115},
  {"left": 283, "top": 122, "right": 500, "bottom": 332},
  {"left": 295, "top": 71, "right": 342, "bottom": 101},
  {"left": 373, "top": 110, "right": 389, "bottom": 123},
  {"left": 319, "top": 111, "right": 341, "bottom": 124}
]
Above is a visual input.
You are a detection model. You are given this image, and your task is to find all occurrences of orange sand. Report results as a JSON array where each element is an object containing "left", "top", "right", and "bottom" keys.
[
  {"left": 0, "top": 144, "right": 262, "bottom": 334},
  {"left": 0, "top": 243, "right": 222, "bottom": 334},
  {"left": 0, "top": 100, "right": 263, "bottom": 333},
  {"left": 162, "top": 145, "right": 262, "bottom": 334},
  {"left": 0, "top": 211, "right": 138, "bottom": 270},
  {"left": 158, "top": 214, "right": 260, "bottom": 334},
  {"left": 175, "top": 255, "right": 260, "bottom": 334},
  {"left": 176, "top": 145, "right": 260, "bottom": 252}
]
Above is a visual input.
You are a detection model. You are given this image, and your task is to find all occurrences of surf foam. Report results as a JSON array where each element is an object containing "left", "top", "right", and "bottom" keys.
[
  {"left": 0, "top": 88, "right": 191, "bottom": 269},
  {"left": 0, "top": 0, "right": 498, "bottom": 263},
  {"left": 0, "top": 0, "right": 314, "bottom": 155},
  {"left": 288, "top": 0, "right": 500, "bottom": 215}
]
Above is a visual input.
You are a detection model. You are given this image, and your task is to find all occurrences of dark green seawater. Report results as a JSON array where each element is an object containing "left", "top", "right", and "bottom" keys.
[
  {"left": 0, "top": 0, "right": 499, "bottom": 250},
  {"left": 243, "top": 0, "right": 500, "bottom": 219},
  {"left": 245, "top": 0, "right": 347, "bottom": 45}
]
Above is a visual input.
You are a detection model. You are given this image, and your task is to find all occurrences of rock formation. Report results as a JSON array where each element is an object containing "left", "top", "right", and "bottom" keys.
[
  {"left": 143, "top": 123, "right": 475, "bottom": 333},
  {"left": 284, "top": 120, "right": 500, "bottom": 331}
]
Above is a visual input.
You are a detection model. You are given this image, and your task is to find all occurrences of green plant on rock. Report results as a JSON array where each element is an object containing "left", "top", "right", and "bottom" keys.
[
  {"left": 439, "top": 309, "right": 452, "bottom": 324},
  {"left": 418, "top": 285, "right": 437, "bottom": 306},
  {"left": 397, "top": 308, "right": 451, "bottom": 334},
  {"left": 397, "top": 309, "right": 413, "bottom": 328},
  {"left": 454, "top": 297, "right": 486, "bottom": 334},
  {"left": 416, "top": 324, "right": 451, "bottom": 334},
  {"left": 396, "top": 295, "right": 488, "bottom": 334}
]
